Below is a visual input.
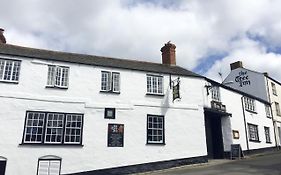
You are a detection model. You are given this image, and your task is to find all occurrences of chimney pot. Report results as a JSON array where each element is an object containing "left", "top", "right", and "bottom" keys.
[
  {"left": 161, "top": 41, "right": 176, "bottom": 65},
  {"left": 0, "top": 28, "right": 6, "bottom": 44},
  {"left": 230, "top": 61, "right": 243, "bottom": 70}
]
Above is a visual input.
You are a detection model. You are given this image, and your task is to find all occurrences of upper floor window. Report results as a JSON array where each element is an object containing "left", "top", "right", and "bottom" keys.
[
  {"left": 0, "top": 58, "right": 21, "bottom": 83},
  {"left": 248, "top": 123, "right": 259, "bottom": 142},
  {"left": 272, "top": 82, "right": 277, "bottom": 96},
  {"left": 211, "top": 86, "right": 220, "bottom": 101},
  {"left": 265, "top": 105, "right": 271, "bottom": 118},
  {"left": 22, "top": 111, "right": 83, "bottom": 145},
  {"left": 275, "top": 102, "right": 281, "bottom": 116},
  {"left": 47, "top": 65, "right": 69, "bottom": 88},
  {"left": 244, "top": 97, "right": 256, "bottom": 113},
  {"left": 147, "top": 115, "right": 165, "bottom": 144},
  {"left": 147, "top": 75, "right": 163, "bottom": 95},
  {"left": 101, "top": 71, "right": 120, "bottom": 93}
]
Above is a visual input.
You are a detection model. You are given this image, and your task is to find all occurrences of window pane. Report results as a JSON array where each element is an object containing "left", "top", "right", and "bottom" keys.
[
  {"left": 64, "top": 114, "right": 83, "bottom": 144},
  {"left": 112, "top": 73, "right": 120, "bottom": 92},
  {"left": 38, "top": 160, "right": 61, "bottom": 175},
  {"left": 24, "top": 112, "right": 45, "bottom": 143},
  {"left": 47, "top": 66, "right": 55, "bottom": 86},
  {"left": 147, "top": 115, "right": 164, "bottom": 144},
  {"left": 44, "top": 113, "right": 64, "bottom": 143}
]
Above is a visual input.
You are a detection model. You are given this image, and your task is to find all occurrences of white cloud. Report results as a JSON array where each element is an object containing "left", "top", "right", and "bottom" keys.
[{"left": 1, "top": 0, "right": 281, "bottom": 81}]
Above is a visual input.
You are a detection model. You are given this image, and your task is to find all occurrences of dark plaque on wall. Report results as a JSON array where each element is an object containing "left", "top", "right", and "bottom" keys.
[
  {"left": 230, "top": 144, "right": 244, "bottom": 159},
  {"left": 107, "top": 124, "right": 124, "bottom": 147}
]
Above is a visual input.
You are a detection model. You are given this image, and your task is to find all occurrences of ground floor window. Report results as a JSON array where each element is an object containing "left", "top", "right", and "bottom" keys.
[
  {"left": 147, "top": 115, "right": 165, "bottom": 144},
  {"left": 248, "top": 123, "right": 259, "bottom": 142},
  {"left": 264, "top": 127, "right": 271, "bottom": 143},
  {"left": 37, "top": 156, "right": 61, "bottom": 175},
  {"left": 23, "top": 111, "right": 83, "bottom": 145}
]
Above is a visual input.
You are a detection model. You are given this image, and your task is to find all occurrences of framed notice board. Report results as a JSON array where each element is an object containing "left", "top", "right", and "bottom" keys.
[
  {"left": 107, "top": 124, "right": 124, "bottom": 147},
  {"left": 230, "top": 144, "right": 244, "bottom": 159}
]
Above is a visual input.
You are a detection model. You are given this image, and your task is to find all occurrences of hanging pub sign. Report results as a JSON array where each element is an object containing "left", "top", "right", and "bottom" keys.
[
  {"left": 107, "top": 123, "right": 124, "bottom": 147},
  {"left": 172, "top": 77, "right": 181, "bottom": 102}
]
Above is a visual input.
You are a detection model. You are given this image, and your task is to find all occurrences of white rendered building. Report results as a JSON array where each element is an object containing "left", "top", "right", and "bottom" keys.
[
  {"left": 204, "top": 78, "right": 276, "bottom": 158},
  {"left": 0, "top": 39, "right": 208, "bottom": 175},
  {"left": 223, "top": 61, "right": 281, "bottom": 148}
]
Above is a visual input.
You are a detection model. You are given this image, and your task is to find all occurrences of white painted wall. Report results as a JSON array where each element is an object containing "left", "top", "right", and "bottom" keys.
[
  {"left": 204, "top": 82, "right": 275, "bottom": 152},
  {"left": 223, "top": 68, "right": 268, "bottom": 102},
  {"left": 0, "top": 54, "right": 207, "bottom": 175}
]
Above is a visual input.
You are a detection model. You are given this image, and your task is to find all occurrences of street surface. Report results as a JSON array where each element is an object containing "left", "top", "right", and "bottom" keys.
[{"left": 138, "top": 151, "right": 281, "bottom": 175}]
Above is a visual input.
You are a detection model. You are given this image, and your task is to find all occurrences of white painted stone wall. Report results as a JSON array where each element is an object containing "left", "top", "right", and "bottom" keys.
[
  {"left": 0, "top": 54, "right": 207, "bottom": 175},
  {"left": 265, "top": 77, "right": 281, "bottom": 146},
  {"left": 204, "top": 82, "right": 275, "bottom": 152}
]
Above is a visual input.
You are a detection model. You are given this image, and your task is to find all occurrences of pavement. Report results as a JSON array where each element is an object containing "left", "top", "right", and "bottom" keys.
[{"left": 133, "top": 150, "right": 281, "bottom": 175}]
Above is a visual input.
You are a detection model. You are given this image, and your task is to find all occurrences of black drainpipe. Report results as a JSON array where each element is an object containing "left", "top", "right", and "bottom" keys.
[{"left": 241, "top": 96, "right": 249, "bottom": 151}]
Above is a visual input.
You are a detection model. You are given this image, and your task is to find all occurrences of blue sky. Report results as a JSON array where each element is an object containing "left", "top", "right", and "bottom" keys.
[{"left": 1, "top": 0, "right": 281, "bottom": 82}]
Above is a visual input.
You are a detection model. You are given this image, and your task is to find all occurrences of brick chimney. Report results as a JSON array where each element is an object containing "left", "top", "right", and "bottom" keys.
[
  {"left": 230, "top": 61, "right": 243, "bottom": 70},
  {"left": 161, "top": 41, "right": 176, "bottom": 65},
  {"left": 0, "top": 28, "right": 6, "bottom": 44}
]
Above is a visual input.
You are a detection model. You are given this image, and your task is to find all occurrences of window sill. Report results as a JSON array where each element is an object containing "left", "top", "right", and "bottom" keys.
[
  {"left": 45, "top": 86, "right": 68, "bottom": 90},
  {"left": 100, "top": 90, "right": 120, "bottom": 94},
  {"left": 266, "top": 141, "right": 272, "bottom": 144},
  {"left": 245, "top": 109, "right": 257, "bottom": 114},
  {"left": 0, "top": 80, "right": 19, "bottom": 84},
  {"left": 249, "top": 139, "right": 261, "bottom": 143},
  {"left": 146, "top": 142, "right": 166, "bottom": 145},
  {"left": 146, "top": 93, "right": 165, "bottom": 97},
  {"left": 19, "top": 143, "right": 84, "bottom": 147}
]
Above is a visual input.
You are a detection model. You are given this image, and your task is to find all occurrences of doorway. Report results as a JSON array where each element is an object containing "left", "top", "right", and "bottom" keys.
[
  {"left": 0, "top": 159, "right": 6, "bottom": 175},
  {"left": 204, "top": 113, "right": 224, "bottom": 159}
]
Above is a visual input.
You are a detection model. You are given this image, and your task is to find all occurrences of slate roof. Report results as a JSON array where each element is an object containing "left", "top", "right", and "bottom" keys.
[{"left": 0, "top": 43, "right": 203, "bottom": 78}]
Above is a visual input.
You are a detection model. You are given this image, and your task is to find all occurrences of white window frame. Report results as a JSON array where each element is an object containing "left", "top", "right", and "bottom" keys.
[
  {"left": 0, "top": 58, "right": 21, "bottom": 83},
  {"left": 264, "top": 126, "right": 271, "bottom": 143},
  {"left": 248, "top": 123, "right": 259, "bottom": 142},
  {"left": 272, "top": 82, "right": 277, "bottom": 96},
  {"left": 147, "top": 115, "right": 165, "bottom": 144},
  {"left": 101, "top": 71, "right": 120, "bottom": 93},
  {"left": 47, "top": 65, "right": 69, "bottom": 88},
  {"left": 211, "top": 86, "right": 220, "bottom": 102},
  {"left": 23, "top": 111, "right": 83, "bottom": 145},
  {"left": 275, "top": 102, "right": 281, "bottom": 116},
  {"left": 146, "top": 74, "right": 164, "bottom": 95},
  {"left": 244, "top": 97, "right": 256, "bottom": 113},
  {"left": 265, "top": 105, "right": 271, "bottom": 118},
  {"left": 37, "top": 156, "right": 61, "bottom": 175}
]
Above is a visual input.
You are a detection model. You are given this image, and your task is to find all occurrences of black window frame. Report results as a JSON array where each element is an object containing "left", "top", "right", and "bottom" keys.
[
  {"left": 248, "top": 123, "right": 260, "bottom": 142},
  {"left": 104, "top": 108, "right": 116, "bottom": 119},
  {"left": 22, "top": 111, "right": 84, "bottom": 145},
  {"left": 146, "top": 114, "right": 165, "bottom": 145},
  {"left": 264, "top": 126, "right": 271, "bottom": 143}
]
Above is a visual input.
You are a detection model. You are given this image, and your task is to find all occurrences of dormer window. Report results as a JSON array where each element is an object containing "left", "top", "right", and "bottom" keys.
[{"left": 101, "top": 71, "right": 120, "bottom": 93}]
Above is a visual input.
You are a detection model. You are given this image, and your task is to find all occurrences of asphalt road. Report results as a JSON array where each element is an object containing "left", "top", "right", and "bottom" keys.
[{"left": 140, "top": 151, "right": 281, "bottom": 175}]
